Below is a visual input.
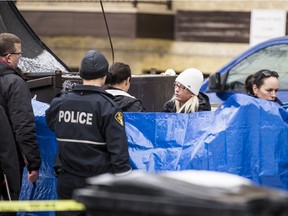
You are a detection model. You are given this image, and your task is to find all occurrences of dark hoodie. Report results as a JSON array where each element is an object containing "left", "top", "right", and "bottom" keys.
[{"left": 106, "top": 86, "right": 145, "bottom": 112}]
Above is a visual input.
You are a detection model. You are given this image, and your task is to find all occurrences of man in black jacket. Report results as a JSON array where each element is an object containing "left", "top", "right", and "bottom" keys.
[
  {"left": 46, "top": 50, "right": 132, "bottom": 216},
  {"left": 0, "top": 33, "right": 42, "bottom": 204},
  {"left": 0, "top": 106, "right": 21, "bottom": 201}
]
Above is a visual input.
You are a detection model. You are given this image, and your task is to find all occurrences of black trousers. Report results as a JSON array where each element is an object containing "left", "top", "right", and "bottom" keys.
[
  {"left": 57, "top": 171, "right": 87, "bottom": 216},
  {"left": 0, "top": 163, "right": 23, "bottom": 216}
]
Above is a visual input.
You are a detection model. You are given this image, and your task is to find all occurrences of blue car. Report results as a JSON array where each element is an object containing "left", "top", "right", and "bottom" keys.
[{"left": 200, "top": 36, "right": 288, "bottom": 109}]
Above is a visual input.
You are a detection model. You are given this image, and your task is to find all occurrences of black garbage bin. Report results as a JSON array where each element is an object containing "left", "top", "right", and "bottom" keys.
[{"left": 73, "top": 170, "right": 288, "bottom": 216}]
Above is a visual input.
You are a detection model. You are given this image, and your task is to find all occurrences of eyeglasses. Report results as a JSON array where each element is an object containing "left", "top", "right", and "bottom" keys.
[
  {"left": 253, "top": 70, "right": 279, "bottom": 85},
  {"left": 10, "top": 52, "right": 23, "bottom": 56},
  {"left": 1, "top": 52, "right": 22, "bottom": 56},
  {"left": 174, "top": 82, "right": 187, "bottom": 91}
]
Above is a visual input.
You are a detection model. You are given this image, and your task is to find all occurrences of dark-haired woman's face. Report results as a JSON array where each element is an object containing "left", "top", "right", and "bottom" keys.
[{"left": 253, "top": 77, "right": 279, "bottom": 101}]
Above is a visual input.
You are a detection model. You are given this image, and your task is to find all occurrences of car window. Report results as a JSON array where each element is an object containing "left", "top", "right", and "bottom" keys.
[{"left": 225, "top": 44, "right": 288, "bottom": 91}]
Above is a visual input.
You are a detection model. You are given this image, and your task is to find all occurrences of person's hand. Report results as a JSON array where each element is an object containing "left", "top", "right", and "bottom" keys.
[{"left": 28, "top": 170, "right": 39, "bottom": 183}]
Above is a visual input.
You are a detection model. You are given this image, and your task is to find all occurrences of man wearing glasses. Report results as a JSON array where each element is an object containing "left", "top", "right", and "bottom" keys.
[{"left": 0, "top": 33, "right": 41, "bottom": 205}]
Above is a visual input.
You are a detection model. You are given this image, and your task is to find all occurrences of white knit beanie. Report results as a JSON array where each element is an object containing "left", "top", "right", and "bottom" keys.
[{"left": 175, "top": 68, "right": 204, "bottom": 95}]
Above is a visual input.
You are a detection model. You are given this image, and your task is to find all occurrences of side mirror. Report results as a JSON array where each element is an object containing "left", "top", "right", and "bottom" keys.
[{"left": 208, "top": 72, "right": 222, "bottom": 91}]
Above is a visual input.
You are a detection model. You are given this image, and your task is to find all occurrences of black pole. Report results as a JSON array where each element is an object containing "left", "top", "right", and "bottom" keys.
[{"left": 99, "top": 0, "right": 115, "bottom": 63}]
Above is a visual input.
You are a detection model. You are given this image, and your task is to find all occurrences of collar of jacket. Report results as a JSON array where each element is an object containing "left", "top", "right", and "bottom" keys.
[
  {"left": 0, "top": 60, "right": 11, "bottom": 73},
  {"left": 0, "top": 61, "right": 25, "bottom": 78},
  {"left": 106, "top": 87, "right": 136, "bottom": 99},
  {"left": 72, "top": 85, "right": 115, "bottom": 99}
]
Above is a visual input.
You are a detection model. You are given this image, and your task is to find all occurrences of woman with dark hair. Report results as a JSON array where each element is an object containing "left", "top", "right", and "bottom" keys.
[
  {"left": 105, "top": 62, "right": 145, "bottom": 112},
  {"left": 244, "top": 69, "right": 282, "bottom": 105}
]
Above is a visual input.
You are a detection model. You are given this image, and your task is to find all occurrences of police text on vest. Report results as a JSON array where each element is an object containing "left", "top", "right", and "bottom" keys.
[{"left": 59, "top": 110, "right": 93, "bottom": 125}]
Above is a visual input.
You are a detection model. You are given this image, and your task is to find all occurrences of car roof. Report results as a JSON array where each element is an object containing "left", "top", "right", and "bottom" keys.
[{"left": 201, "top": 36, "right": 288, "bottom": 92}]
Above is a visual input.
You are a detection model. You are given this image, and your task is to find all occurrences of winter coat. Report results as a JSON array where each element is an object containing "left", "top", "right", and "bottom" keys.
[
  {"left": 161, "top": 92, "right": 211, "bottom": 113},
  {"left": 0, "top": 62, "right": 41, "bottom": 173},
  {"left": 106, "top": 87, "right": 145, "bottom": 112},
  {"left": 0, "top": 105, "right": 21, "bottom": 200},
  {"left": 45, "top": 85, "right": 132, "bottom": 177}
]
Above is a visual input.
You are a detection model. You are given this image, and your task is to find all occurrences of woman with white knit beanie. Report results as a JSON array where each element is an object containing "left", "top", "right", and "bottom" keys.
[{"left": 162, "top": 68, "right": 211, "bottom": 113}]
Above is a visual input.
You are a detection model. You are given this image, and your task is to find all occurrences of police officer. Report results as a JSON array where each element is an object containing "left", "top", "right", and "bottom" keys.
[{"left": 45, "top": 50, "right": 132, "bottom": 216}]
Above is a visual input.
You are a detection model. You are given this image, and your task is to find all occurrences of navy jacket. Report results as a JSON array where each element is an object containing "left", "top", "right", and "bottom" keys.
[{"left": 45, "top": 85, "right": 132, "bottom": 177}]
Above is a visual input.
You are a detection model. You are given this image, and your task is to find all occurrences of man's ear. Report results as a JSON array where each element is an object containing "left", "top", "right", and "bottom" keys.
[
  {"left": 3, "top": 54, "right": 11, "bottom": 64},
  {"left": 125, "top": 77, "right": 130, "bottom": 85}
]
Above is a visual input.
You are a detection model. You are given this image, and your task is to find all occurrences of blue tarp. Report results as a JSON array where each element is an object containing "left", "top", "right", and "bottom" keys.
[
  {"left": 125, "top": 94, "right": 288, "bottom": 190},
  {"left": 18, "top": 100, "right": 57, "bottom": 216},
  {"left": 19, "top": 94, "right": 288, "bottom": 211}
]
